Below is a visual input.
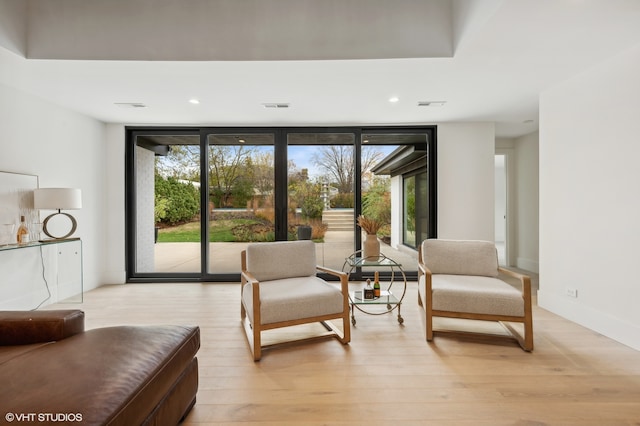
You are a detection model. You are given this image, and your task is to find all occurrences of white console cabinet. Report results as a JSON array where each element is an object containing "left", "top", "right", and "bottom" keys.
[{"left": 0, "top": 238, "right": 83, "bottom": 310}]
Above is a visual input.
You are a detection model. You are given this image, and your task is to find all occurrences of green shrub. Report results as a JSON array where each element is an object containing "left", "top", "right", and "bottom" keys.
[
  {"left": 154, "top": 195, "right": 169, "bottom": 224},
  {"left": 155, "top": 175, "right": 200, "bottom": 225},
  {"left": 362, "top": 177, "right": 391, "bottom": 225},
  {"left": 301, "top": 197, "right": 324, "bottom": 219}
]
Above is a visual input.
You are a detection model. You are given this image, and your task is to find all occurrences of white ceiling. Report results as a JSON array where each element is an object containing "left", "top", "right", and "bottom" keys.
[{"left": 1, "top": 0, "right": 640, "bottom": 138}]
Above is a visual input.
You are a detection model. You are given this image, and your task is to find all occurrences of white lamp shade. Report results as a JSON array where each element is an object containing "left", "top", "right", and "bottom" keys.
[{"left": 34, "top": 188, "right": 82, "bottom": 210}]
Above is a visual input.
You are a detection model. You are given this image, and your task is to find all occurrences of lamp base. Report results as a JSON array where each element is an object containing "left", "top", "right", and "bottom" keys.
[{"left": 42, "top": 211, "right": 78, "bottom": 240}]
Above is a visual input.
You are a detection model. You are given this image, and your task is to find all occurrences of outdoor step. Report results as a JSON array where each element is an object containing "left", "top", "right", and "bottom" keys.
[
  {"left": 325, "top": 223, "right": 353, "bottom": 229},
  {"left": 322, "top": 215, "right": 353, "bottom": 220},
  {"left": 322, "top": 216, "right": 353, "bottom": 223},
  {"left": 322, "top": 220, "right": 354, "bottom": 231},
  {"left": 324, "top": 223, "right": 353, "bottom": 229},
  {"left": 322, "top": 215, "right": 353, "bottom": 221},
  {"left": 322, "top": 211, "right": 353, "bottom": 218},
  {"left": 321, "top": 209, "right": 355, "bottom": 230}
]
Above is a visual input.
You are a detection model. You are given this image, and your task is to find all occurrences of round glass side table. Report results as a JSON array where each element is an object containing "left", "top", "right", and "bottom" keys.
[{"left": 342, "top": 251, "right": 407, "bottom": 325}]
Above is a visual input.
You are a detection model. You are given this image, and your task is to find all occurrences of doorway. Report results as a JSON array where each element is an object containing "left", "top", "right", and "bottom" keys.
[{"left": 495, "top": 154, "right": 507, "bottom": 266}]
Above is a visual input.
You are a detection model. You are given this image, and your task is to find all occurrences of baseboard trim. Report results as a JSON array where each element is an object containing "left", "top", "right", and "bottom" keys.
[{"left": 538, "top": 290, "right": 640, "bottom": 351}]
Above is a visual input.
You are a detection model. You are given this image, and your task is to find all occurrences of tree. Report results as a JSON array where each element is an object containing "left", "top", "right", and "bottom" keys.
[
  {"left": 155, "top": 144, "right": 273, "bottom": 209},
  {"left": 311, "top": 146, "right": 384, "bottom": 193},
  {"left": 250, "top": 151, "right": 275, "bottom": 204},
  {"left": 289, "top": 179, "right": 324, "bottom": 220},
  {"left": 155, "top": 145, "right": 199, "bottom": 180},
  {"left": 208, "top": 145, "right": 257, "bottom": 208}
]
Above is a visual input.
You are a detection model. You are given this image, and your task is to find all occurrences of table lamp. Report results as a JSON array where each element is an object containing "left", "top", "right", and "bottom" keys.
[{"left": 33, "top": 188, "right": 82, "bottom": 240}]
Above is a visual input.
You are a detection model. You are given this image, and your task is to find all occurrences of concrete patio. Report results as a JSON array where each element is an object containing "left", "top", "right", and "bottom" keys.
[{"left": 153, "top": 230, "right": 418, "bottom": 276}]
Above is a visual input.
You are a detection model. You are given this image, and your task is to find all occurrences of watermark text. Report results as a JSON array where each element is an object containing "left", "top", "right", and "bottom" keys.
[{"left": 5, "top": 412, "right": 83, "bottom": 423}]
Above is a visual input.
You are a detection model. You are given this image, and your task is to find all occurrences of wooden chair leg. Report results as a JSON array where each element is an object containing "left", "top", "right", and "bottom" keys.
[
  {"left": 253, "top": 326, "right": 262, "bottom": 361},
  {"left": 524, "top": 316, "right": 534, "bottom": 352},
  {"left": 342, "top": 312, "right": 351, "bottom": 344},
  {"left": 426, "top": 306, "right": 434, "bottom": 341}
]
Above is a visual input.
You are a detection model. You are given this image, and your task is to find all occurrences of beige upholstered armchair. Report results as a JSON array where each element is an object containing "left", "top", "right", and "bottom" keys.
[
  {"left": 418, "top": 239, "right": 533, "bottom": 351},
  {"left": 240, "top": 240, "right": 351, "bottom": 361}
]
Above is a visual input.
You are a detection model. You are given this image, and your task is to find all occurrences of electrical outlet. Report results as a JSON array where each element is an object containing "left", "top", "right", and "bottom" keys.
[{"left": 566, "top": 288, "right": 578, "bottom": 298}]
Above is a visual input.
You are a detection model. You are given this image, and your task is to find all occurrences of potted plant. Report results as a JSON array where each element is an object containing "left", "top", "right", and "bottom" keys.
[{"left": 357, "top": 215, "right": 382, "bottom": 260}]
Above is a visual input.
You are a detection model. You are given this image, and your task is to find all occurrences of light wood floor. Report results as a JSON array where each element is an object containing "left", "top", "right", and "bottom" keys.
[{"left": 46, "top": 282, "right": 640, "bottom": 425}]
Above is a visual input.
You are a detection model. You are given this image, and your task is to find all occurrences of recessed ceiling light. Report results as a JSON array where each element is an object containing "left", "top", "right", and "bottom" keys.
[
  {"left": 389, "top": 97, "right": 400, "bottom": 103},
  {"left": 189, "top": 99, "right": 200, "bottom": 105},
  {"left": 114, "top": 102, "right": 147, "bottom": 108},
  {"left": 238, "top": 139, "right": 246, "bottom": 143},
  {"left": 417, "top": 101, "right": 446, "bottom": 107}
]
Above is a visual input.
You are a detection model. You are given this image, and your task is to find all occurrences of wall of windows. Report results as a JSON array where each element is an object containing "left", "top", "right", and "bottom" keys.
[{"left": 125, "top": 126, "right": 436, "bottom": 282}]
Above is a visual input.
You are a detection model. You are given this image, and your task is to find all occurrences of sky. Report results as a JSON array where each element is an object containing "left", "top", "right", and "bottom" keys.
[{"left": 287, "top": 145, "right": 396, "bottom": 179}]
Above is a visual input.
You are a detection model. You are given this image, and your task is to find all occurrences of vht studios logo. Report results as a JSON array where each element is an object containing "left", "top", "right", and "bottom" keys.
[{"left": 5, "top": 412, "right": 83, "bottom": 422}]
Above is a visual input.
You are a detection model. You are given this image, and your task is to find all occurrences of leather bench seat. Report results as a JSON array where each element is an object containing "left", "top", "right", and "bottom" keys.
[{"left": 0, "top": 311, "right": 200, "bottom": 425}]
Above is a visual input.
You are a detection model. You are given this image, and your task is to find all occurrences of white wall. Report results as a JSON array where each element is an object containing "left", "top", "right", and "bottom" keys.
[
  {"left": 514, "top": 131, "right": 539, "bottom": 272},
  {"left": 0, "top": 0, "right": 27, "bottom": 56},
  {"left": 539, "top": 43, "right": 640, "bottom": 351},
  {"left": 0, "top": 82, "right": 107, "bottom": 296},
  {"left": 104, "top": 124, "right": 126, "bottom": 284},
  {"left": 437, "top": 122, "right": 496, "bottom": 241}
]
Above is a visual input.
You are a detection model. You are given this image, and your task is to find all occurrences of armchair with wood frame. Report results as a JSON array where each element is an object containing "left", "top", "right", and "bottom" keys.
[
  {"left": 240, "top": 240, "right": 351, "bottom": 361},
  {"left": 418, "top": 239, "right": 533, "bottom": 351}
]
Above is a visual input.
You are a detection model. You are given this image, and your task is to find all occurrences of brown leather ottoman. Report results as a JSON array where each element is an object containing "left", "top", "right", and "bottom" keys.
[{"left": 0, "top": 310, "right": 200, "bottom": 425}]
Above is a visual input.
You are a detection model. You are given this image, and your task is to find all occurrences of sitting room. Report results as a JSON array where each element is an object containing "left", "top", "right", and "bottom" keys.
[{"left": 1, "top": 1, "right": 640, "bottom": 424}]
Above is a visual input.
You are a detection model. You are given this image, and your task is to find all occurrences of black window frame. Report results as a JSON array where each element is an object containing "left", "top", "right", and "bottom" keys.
[{"left": 125, "top": 125, "right": 437, "bottom": 283}]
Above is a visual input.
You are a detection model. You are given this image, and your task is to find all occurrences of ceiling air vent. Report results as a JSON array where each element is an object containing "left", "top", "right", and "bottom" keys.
[
  {"left": 114, "top": 102, "right": 148, "bottom": 108},
  {"left": 262, "top": 103, "right": 290, "bottom": 109},
  {"left": 417, "top": 101, "right": 446, "bottom": 107}
]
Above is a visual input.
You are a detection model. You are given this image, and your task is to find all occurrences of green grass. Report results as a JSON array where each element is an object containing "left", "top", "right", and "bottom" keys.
[{"left": 157, "top": 218, "right": 268, "bottom": 243}]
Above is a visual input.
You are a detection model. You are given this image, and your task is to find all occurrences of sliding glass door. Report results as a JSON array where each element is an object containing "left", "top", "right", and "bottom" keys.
[
  {"left": 205, "top": 132, "right": 275, "bottom": 276},
  {"left": 129, "top": 131, "right": 201, "bottom": 275},
  {"left": 126, "top": 126, "right": 436, "bottom": 282},
  {"left": 287, "top": 132, "right": 356, "bottom": 270}
]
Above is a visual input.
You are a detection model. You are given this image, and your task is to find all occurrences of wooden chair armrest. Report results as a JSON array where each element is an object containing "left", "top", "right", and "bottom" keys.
[
  {"left": 317, "top": 266, "right": 349, "bottom": 295},
  {"left": 240, "top": 270, "right": 261, "bottom": 307},
  {"left": 498, "top": 267, "right": 532, "bottom": 296},
  {"left": 316, "top": 265, "right": 345, "bottom": 278},
  {"left": 417, "top": 260, "right": 429, "bottom": 276},
  {"left": 241, "top": 270, "right": 259, "bottom": 286}
]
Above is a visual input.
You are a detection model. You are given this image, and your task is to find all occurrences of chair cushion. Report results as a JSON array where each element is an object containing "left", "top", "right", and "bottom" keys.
[
  {"left": 422, "top": 239, "right": 499, "bottom": 277},
  {"left": 243, "top": 276, "right": 345, "bottom": 325},
  {"left": 246, "top": 240, "right": 317, "bottom": 282},
  {"left": 419, "top": 274, "right": 524, "bottom": 317}
]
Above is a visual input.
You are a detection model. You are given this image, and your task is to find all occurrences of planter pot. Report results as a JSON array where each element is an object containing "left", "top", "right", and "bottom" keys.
[
  {"left": 297, "top": 225, "right": 312, "bottom": 240},
  {"left": 363, "top": 234, "right": 380, "bottom": 260}
]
